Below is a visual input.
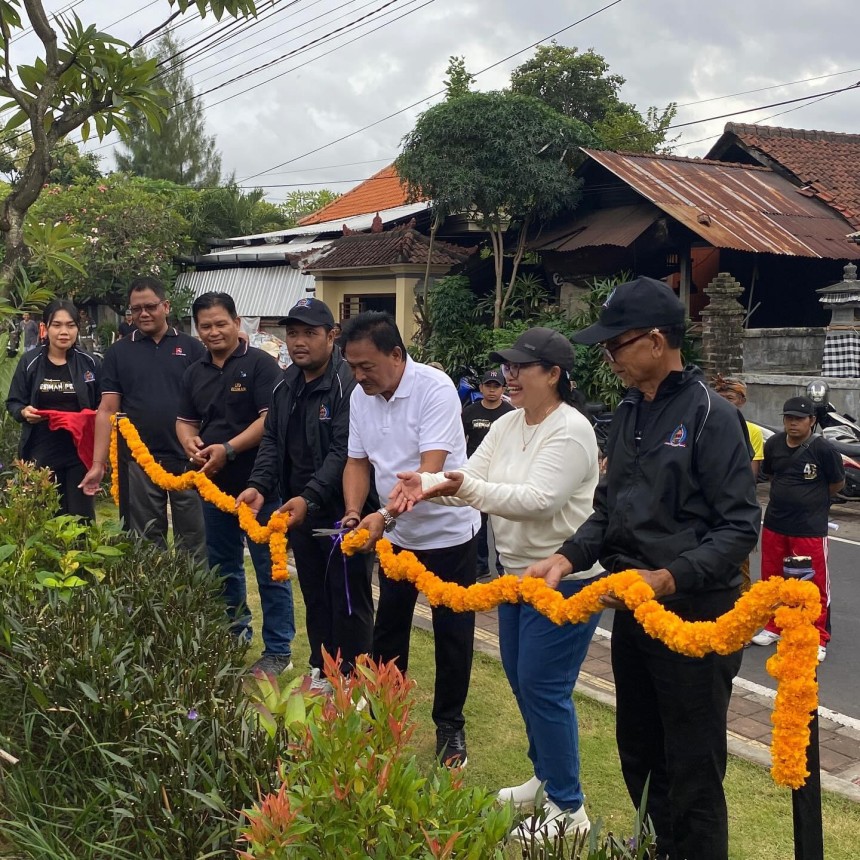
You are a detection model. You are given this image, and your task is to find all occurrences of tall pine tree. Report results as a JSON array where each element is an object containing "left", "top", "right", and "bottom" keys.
[{"left": 115, "top": 34, "right": 222, "bottom": 187}]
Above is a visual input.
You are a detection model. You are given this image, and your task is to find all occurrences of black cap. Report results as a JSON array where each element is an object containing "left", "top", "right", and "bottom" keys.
[
  {"left": 489, "top": 327, "right": 575, "bottom": 371},
  {"left": 278, "top": 297, "right": 335, "bottom": 328},
  {"left": 783, "top": 396, "right": 815, "bottom": 417},
  {"left": 572, "top": 276, "right": 685, "bottom": 345},
  {"left": 480, "top": 369, "right": 504, "bottom": 385}
]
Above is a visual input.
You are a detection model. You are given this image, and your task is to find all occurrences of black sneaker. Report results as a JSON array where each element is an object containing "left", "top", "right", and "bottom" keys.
[
  {"left": 250, "top": 654, "right": 293, "bottom": 676},
  {"left": 436, "top": 723, "right": 468, "bottom": 768}
]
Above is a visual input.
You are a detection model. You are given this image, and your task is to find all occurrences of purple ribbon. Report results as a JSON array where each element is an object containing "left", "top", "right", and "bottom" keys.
[{"left": 325, "top": 520, "right": 353, "bottom": 616}]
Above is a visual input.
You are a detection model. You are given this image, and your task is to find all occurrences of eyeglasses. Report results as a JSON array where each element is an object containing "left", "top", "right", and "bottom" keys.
[
  {"left": 598, "top": 329, "right": 661, "bottom": 363},
  {"left": 129, "top": 301, "right": 163, "bottom": 316},
  {"left": 501, "top": 361, "right": 541, "bottom": 378}
]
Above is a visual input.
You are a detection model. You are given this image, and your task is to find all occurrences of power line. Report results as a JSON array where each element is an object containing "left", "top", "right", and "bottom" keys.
[{"left": 238, "top": 0, "right": 626, "bottom": 182}]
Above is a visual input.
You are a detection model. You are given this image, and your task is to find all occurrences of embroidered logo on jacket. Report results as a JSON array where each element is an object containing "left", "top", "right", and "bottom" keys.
[
  {"left": 231, "top": 383, "right": 247, "bottom": 393},
  {"left": 83, "top": 370, "right": 95, "bottom": 383},
  {"left": 319, "top": 403, "right": 331, "bottom": 421},
  {"left": 173, "top": 347, "right": 186, "bottom": 356},
  {"left": 664, "top": 424, "right": 688, "bottom": 448}
]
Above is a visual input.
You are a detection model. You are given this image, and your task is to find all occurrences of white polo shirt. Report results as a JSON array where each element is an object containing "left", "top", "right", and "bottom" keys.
[{"left": 348, "top": 357, "right": 480, "bottom": 551}]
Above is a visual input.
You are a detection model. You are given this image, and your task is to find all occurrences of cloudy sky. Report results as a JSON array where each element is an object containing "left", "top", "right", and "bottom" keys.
[{"left": 13, "top": 0, "right": 860, "bottom": 202}]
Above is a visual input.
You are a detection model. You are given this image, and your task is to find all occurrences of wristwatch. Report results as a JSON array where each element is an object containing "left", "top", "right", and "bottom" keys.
[
  {"left": 377, "top": 506, "right": 397, "bottom": 533},
  {"left": 222, "top": 442, "right": 237, "bottom": 462},
  {"left": 301, "top": 496, "right": 321, "bottom": 515}
]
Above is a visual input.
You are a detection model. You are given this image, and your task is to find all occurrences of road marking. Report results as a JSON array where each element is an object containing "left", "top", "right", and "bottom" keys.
[{"left": 830, "top": 533, "right": 860, "bottom": 547}]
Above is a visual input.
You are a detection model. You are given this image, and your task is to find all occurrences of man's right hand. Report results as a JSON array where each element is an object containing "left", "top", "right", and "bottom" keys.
[
  {"left": 78, "top": 463, "right": 106, "bottom": 496},
  {"left": 235, "top": 487, "right": 263, "bottom": 514},
  {"left": 524, "top": 553, "right": 574, "bottom": 590}
]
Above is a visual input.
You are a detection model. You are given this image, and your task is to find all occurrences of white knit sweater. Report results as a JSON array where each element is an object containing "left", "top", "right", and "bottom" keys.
[{"left": 421, "top": 404, "right": 602, "bottom": 578}]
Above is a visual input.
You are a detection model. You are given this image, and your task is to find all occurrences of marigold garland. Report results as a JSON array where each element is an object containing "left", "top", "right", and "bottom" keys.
[
  {"left": 110, "top": 418, "right": 291, "bottom": 581},
  {"left": 108, "top": 415, "right": 120, "bottom": 505},
  {"left": 342, "top": 528, "right": 821, "bottom": 789}
]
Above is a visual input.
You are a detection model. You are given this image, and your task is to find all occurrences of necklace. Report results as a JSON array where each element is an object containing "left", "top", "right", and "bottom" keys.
[{"left": 521, "top": 402, "right": 560, "bottom": 450}]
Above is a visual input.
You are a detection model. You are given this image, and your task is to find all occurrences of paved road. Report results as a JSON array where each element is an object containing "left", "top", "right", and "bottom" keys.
[{"left": 741, "top": 526, "right": 860, "bottom": 721}]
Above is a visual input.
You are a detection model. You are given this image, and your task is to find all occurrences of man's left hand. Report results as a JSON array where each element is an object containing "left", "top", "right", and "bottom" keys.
[
  {"left": 353, "top": 511, "right": 384, "bottom": 552},
  {"left": 198, "top": 443, "right": 227, "bottom": 477},
  {"left": 599, "top": 567, "right": 676, "bottom": 609},
  {"left": 279, "top": 496, "right": 307, "bottom": 528}
]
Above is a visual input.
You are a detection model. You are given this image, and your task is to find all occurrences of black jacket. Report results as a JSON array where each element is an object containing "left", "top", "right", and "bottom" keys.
[
  {"left": 558, "top": 366, "right": 760, "bottom": 601},
  {"left": 6, "top": 346, "right": 101, "bottom": 459},
  {"left": 247, "top": 346, "right": 370, "bottom": 513}
]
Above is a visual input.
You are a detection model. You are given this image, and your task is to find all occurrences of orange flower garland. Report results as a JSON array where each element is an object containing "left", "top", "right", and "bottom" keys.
[
  {"left": 110, "top": 418, "right": 291, "bottom": 581},
  {"left": 342, "top": 529, "right": 821, "bottom": 789},
  {"left": 109, "top": 415, "right": 120, "bottom": 505}
]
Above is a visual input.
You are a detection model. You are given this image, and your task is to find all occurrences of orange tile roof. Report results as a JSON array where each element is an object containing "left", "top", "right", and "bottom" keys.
[
  {"left": 298, "top": 164, "right": 422, "bottom": 226},
  {"left": 711, "top": 124, "right": 860, "bottom": 230}
]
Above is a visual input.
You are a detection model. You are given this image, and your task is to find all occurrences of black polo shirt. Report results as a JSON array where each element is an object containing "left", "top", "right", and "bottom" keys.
[
  {"left": 177, "top": 342, "right": 281, "bottom": 497},
  {"left": 102, "top": 327, "right": 206, "bottom": 461}
]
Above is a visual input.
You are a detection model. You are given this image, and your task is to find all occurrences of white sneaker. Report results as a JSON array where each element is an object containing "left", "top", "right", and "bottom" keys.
[
  {"left": 751, "top": 630, "right": 781, "bottom": 647},
  {"left": 512, "top": 799, "right": 590, "bottom": 841},
  {"left": 818, "top": 646, "right": 827, "bottom": 663},
  {"left": 306, "top": 668, "right": 334, "bottom": 696},
  {"left": 497, "top": 775, "right": 542, "bottom": 809}
]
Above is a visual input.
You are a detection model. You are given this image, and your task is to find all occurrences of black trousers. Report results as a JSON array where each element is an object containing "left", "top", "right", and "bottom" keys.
[
  {"left": 52, "top": 461, "right": 95, "bottom": 521},
  {"left": 373, "top": 536, "right": 477, "bottom": 730},
  {"left": 611, "top": 589, "right": 742, "bottom": 860},
  {"left": 290, "top": 515, "right": 374, "bottom": 674}
]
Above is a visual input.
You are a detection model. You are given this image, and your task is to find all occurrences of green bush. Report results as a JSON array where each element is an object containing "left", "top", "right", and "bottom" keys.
[
  {"left": 240, "top": 652, "right": 513, "bottom": 859},
  {"left": 0, "top": 470, "right": 286, "bottom": 858}
]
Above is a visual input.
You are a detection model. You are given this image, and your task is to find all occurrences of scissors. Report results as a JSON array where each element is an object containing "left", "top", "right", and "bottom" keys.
[{"left": 311, "top": 526, "right": 351, "bottom": 538}]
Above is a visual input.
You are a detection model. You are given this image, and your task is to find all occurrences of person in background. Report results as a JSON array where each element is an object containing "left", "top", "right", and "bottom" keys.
[
  {"left": 7, "top": 300, "right": 101, "bottom": 519},
  {"left": 461, "top": 368, "right": 515, "bottom": 581},
  {"left": 21, "top": 312, "right": 39, "bottom": 352},
  {"left": 177, "top": 291, "right": 292, "bottom": 676},
  {"left": 525, "top": 277, "right": 760, "bottom": 860},
  {"left": 390, "top": 328, "right": 602, "bottom": 840},
  {"left": 752, "top": 396, "right": 844, "bottom": 662},
  {"left": 79, "top": 277, "right": 207, "bottom": 556},
  {"left": 237, "top": 297, "right": 374, "bottom": 688},
  {"left": 341, "top": 311, "right": 480, "bottom": 768},
  {"left": 117, "top": 309, "right": 136, "bottom": 339},
  {"left": 713, "top": 375, "right": 763, "bottom": 592}
]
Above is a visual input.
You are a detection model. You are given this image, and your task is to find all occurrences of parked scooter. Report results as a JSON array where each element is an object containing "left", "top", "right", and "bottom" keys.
[
  {"left": 455, "top": 366, "right": 483, "bottom": 406},
  {"left": 805, "top": 379, "right": 860, "bottom": 500}
]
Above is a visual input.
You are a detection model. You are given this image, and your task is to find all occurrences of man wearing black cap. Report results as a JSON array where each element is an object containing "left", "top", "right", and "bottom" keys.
[
  {"left": 526, "top": 276, "right": 760, "bottom": 860},
  {"left": 462, "top": 369, "right": 514, "bottom": 580},
  {"left": 752, "top": 396, "right": 844, "bottom": 662},
  {"left": 237, "top": 298, "right": 374, "bottom": 689}
]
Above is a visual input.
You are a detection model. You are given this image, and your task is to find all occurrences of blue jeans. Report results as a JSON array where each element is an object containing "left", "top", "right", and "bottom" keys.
[
  {"left": 498, "top": 577, "right": 602, "bottom": 811},
  {"left": 202, "top": 499, "right": 295, "bottom": 656}
]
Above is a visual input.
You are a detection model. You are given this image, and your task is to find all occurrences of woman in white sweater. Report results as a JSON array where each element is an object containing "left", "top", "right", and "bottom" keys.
[{"left": 390, "top": 328, "right": 602, "bottom": 839}]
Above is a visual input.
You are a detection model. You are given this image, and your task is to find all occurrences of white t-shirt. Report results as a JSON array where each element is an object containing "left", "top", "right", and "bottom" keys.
[
  {"left": 421, "top": 403, "right": 602, "bottom": 578},
  {"left": 348, "top": 357, "right": 480, "bottom": 551}
]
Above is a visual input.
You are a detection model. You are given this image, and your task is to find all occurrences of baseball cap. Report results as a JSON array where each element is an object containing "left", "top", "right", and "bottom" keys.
[
  {"left": 782, "top": 396, "right": 815, "bottom": 417},
  {"left": 572, "top": 276, "right": 686, "bottom": 345},
  {"left": 480, "top": 369, "right": 504, "bottom": 385},
  {"left": 489, "top": 327, "right": 575, "bottom": 371},
  {"left": 278, "top": 297, "right": 335, "bottom": 328}
]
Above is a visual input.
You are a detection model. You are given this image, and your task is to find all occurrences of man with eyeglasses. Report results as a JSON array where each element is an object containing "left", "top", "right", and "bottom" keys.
[
  {"left": 526, "top": 276, "right": 760, "bottom": 860},
  {"left": 80, "top": 277, "right": 207, "bottom": 556}
]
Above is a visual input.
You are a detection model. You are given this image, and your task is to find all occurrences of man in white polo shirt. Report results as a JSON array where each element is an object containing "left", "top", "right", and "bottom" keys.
[{"left": 341, "top": 311, "right": 480, "bottom": 767}]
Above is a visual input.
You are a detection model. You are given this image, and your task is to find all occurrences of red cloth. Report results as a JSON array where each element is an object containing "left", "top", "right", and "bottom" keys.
[{"left": 37, "top": 409, "right": 97, "bottom": 470}]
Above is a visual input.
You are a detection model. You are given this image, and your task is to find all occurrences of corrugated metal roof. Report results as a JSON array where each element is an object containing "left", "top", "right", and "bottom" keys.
[
  {"left": 530, "top": 204, "right": 660, "bottom": 252},
  {"left": 224, "top": 202, "right": 429, "bottom": 242},
  {"left": 582, "top": 149, "right": 860, "bottom": 259},
  {"left": 203, "top": 241, "right": 330, "bottom": 261},
  {"left": 175, "top": 266, "right": 311, "bottom": 318}
]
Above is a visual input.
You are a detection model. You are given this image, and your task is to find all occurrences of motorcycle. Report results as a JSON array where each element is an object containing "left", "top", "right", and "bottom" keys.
[
  {"left": 805, "top": 379, "right": 860, "bottom": 500},
  {"left": 455, "top": 366, "right": 483, "bottom": 406}
]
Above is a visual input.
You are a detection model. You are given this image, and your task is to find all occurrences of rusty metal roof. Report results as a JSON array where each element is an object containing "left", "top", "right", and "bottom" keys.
[
  {"left": 530, "top": 203, "right": 661, "bottom": 252},
  {"left": 581, "top": 149, "right": 860, "bottom": 260}
]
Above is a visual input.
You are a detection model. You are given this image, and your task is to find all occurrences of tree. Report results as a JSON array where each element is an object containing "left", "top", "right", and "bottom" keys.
[
  {"left": 185, "top": 183, "right": 288, "bottom": 251},
  {"left": 28, "top": 174, "right": 193, "bottom": 308},
  {"left": 279, "top": 188, "right": 341, "bottom": 227},
  {"left": 443, "top": 55, "right": 474, "bottom": 100},
  {"left": 114, "top": 33, "right": 222, "bottom": 187},
  {"left": 509, "top": 43, "right": 677, "bottom": 153},
  {"left": 396, "top": 90, "right": 597, "bottom": 327},
  {"left": 0, "top": 0, "right": 256, "bottom": 297},
  {"left": 1, "top": 133, "right": 101, "bottom": 186}
]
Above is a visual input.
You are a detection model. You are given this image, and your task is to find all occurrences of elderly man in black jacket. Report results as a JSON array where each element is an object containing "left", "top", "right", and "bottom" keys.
[
  {"left": 237, "top": 298, "right": 374, "bottom": 691},
  {"left": 527, "top": 277, "right": 760, "bottom": 860}
]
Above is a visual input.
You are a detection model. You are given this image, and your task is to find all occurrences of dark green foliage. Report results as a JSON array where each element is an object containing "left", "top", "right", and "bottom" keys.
[{"left": 0, "top": 509, "right": 284, "bottom": 857}]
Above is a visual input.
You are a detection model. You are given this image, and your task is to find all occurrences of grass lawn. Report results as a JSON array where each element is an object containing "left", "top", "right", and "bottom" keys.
[{"left": 242, "top": 561, "right": 860, "bottom": 860}]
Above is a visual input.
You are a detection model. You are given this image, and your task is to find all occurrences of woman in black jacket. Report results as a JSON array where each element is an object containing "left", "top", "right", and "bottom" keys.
[{"left": 6, "top": 300, "right": 101, "bottom": 520}]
